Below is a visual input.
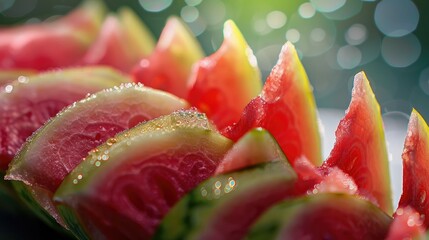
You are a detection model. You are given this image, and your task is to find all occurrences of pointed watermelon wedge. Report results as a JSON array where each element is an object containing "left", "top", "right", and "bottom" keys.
[
  {"left": 5, "top": 84, "right": 188, "bottom": 229},
  {"left": 0, "top": 69, "right": 34, "bottom": 88},
  {"left": 222, "top": 42, "right": 321, "bottom": 166},
  {"left": 155, "top": 128, "right": 296, "bottom": 240},
  {"left": 248, "top": 193, "right": 392, "bottom": 240},
  {"left": 0, "top": 67, "right": 129, "bottom": 171},
  {"left": 0, "top": 0, "right": 104, "bottom": 70},
  {"left": 322, "top": 71, "right": 392, "bottom": 214},
  {"left": 386, "top": 207, "right": 425, "bottom": 240},
  {"left": 398, "top": 109, "right": 429, "bottom": 228},
  {"left": 215, "top": 128, "right": 286, "bottom": 174},
  {"left": 132, "top": 17, "right": 204, "bottom": 98},
  {"left": 187, "top": 20, "right": 262, "bottom": 129},
  {"left": 54, "top": 110, "right": 233, "bottom": 239},
  {"left": 81, "top": 7, "right": 155, "bottom": 72}
]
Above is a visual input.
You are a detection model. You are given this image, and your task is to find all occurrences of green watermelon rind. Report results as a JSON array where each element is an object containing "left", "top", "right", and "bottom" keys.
[
  {"left": 248, "top": 193, "right": 393, "bottom": 240},
  {"left": 54, "top": 111, "right": 233, "bottom": 238},
  {"left": 154, "top": 161, "right": 297, "bottom": 240}
]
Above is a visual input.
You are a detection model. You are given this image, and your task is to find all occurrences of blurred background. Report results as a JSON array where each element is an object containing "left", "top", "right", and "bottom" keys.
[{"left": 1, "top": 0, "right": 427, "bottom": 121}]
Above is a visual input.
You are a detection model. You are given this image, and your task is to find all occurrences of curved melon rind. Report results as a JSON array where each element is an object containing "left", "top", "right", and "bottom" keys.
[
  {"left": 222, "top": 42, "right": 321, "bottom": 166},
  {"left": 248, "top": 193, "right": 392, "bottom": 240},
  {"left": 323, "top": 72, "right": 392, "bottom": 214},
  {"left": 0, "top": 67, "right": 130, "bottom": 170},
  {"left": 54, "top": 111, "right": 233, "bottom": 239},
  {"left": 399, "top": 109, "right": 429, "bottom": 228}
]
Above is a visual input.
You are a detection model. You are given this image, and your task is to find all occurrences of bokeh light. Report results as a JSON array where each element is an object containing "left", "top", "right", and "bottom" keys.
[
  {"left": 266, "top": 11, "right": 287, "bottom": 29},
  {"left": 374, "top": 0, "right": 419, "bottom": 37},
  {"left": 310, "top": 0, "right": 345, "bottom": 13},
  {"left": 337, "top": 45, "right": 362, "bottom": 69},
  {"left": 381, "top": 34, "right": 421, "bottom": 68},
  {"left": 139, "top": 0, "right": 172, "bottom": 12}
]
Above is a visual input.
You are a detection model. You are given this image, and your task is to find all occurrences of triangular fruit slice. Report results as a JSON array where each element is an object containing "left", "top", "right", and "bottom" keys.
[
  {"left": 248, "top": 193, "right": 392, "bottom": 240},
  {"left": 187, "top": 20, "right": 262, "bottom": 129},
  {"left": 215, "top": 128, "right": 287, "bottom": 174},
  {"left": 0, "top": 0, "right": 104, "bottom": 70},
  {"left": 155, "top": 128, "right": 296, "bottom": 240},
  {"left": 54, "top": 110, "right": 233, "bottom": 239},
  {"left": 0, "top": 69, "right": 34, "bottom": 88},
  {"left": 5, "top": 84, "right": 189, "bottom": 228},
  {"left": 322, "top": 71, "right": 392, "bottom": 214},
  {"left": 81, "top": 7, "right": 155, "bottom": 72},
  {"left": 0, "top": 67, "right": 128, "bottom": 171},
  {"left": 398, "top": 109, "right": 429, "bottom": 228},
  {"left": 386, "top": 206, "right": 425, "bottom": 240},
  {"left": 222, "top": 42, "right": 321, "bottom": 166},
  {"left": 132, "top": 17, "right": 204, "bottom": 99}
]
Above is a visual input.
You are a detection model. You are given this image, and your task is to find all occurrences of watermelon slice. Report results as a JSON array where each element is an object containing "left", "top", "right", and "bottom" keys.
[
  {"left": 248, "top": 193, "right": 392, "bottom": 240},
  {"left": 54, "top": 110, "right": 233, "bottom": 239},
  {"left": 386, "top": 206, "right": 425, "bottom": 240},
  {"left": 155, "top": 128, "right": 296, "bottom": 240},
  {"left": 322, "top": 71, "right": 393, "bottom": 214},
  {"left": 222, "top": 42, "right": 321, "bottom": 166},
  {"left": 0, "top": 0, "right": 104, "bottom": 71},
  {"left": 187, "top": 20, "right": 262, "bottom": 130},
  {"left": 0, "top": 67, "right": 129, "bottom": 171},
  {"left": 398, "top": 109, "right": 429, "bottom": 228},
  {"left": 5, "top": 84, "right": 189, "bottom": 228},
  {"left": 81, "top": 7, "right": 155, "bottom": 72},
  {"left": 0, "top": 70, "right": 34, "bottom": 88},
  {"left": 132, "top": 17, "right": 204, "bottom": 99},
  {"left": 215, "top": 128, "right": 287, "bottom": 174}
]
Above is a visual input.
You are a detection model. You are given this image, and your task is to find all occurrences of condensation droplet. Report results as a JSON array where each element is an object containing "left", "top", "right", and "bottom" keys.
[
  {"left": 95, "top": 161, "right": 101, "bottom": 167},
  {"left": 77, "top": 174, "right": 83, "bottom": 180},
  {"left": 4, "top": 85, "right": 13, "bottom": 93}
]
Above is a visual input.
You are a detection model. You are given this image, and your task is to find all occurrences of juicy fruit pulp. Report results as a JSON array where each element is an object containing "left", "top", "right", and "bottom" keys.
[
  {"left": 248, "top": 193, "right": 392, "bottom": 240},
  {"left": 322, "top": 72, "right": 393, "bottom": 214},
  {"left": 156, "top": 129, "right": 296, "bottom": 240},
  {"left": 399, "top": 110, "right": 429, "bottom": 228},
  {"left": 0, "top": 67, "right": 129, "bottom": 171},
  {"left": 386, "top": 207, "right": 425, "bottom": 240},
  {"left": 132, "top": 17, "right": 204, "bottom": 99},
  {"left": 5, "top": 84, "right": 188, "bottom": 227},
  {"left": 55, "top": 111, "right": 233, "bottom": 239},
  {"left": 187, "top": 20, "right": 262, "bottom": 130},
  {"left": 0, "top": 0, "right": 104, "bottom": 70},
  {"left": 82, "top": 7, "right": 155, "bottom": 72},
  {"left": 222, "top": 42, "right": 321, "bottom": 166}
]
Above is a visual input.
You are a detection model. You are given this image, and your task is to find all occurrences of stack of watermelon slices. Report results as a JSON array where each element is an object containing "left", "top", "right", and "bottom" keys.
[{"left": 1, "top": 1, "right": 429, "bottom": 240}]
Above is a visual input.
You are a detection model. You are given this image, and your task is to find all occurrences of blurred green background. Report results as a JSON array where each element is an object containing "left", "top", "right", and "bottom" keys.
[
  {"left": 0, "top": 0, "right": 426, "bottom": 238},
  {"left": 1, "top": 0, "right": 428, "bottom": 122}
]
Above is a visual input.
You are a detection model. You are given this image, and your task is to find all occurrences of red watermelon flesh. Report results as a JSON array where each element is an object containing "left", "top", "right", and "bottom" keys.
[
  {"left": 322, "top": 71, "right": 393, "bottom": 214},
  {"left": 5, "top": 84, "right": 188, "bottom": 227},
  {"left": 54, "top": 110, "right": 233, "bottom": 239},
  {"left": 399, "top": 109, "right": 429, "bottom": 228},
  {"left": 0, "top": 0, "right": 104, "bottom": 71},
  {"left": 187, "top": 20, "right": 262, "bottom": 129},
  {"left": 248, "top": 193, "right": 392, "bottom": 240},
  {"left": 81, "top": 8, "right": 155, "bottom": 72},
  {"left": 132, "top": 17, "right": 204, "bottom": 99},
  {"left": 0, "top": 67, "right": 128, "bottom": 171},
  {"left": 222, "top": 42, "right": 321, "bottom": 166},
  {"left": 386, "top": 206, "right": 425, "bottom": 240}
]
